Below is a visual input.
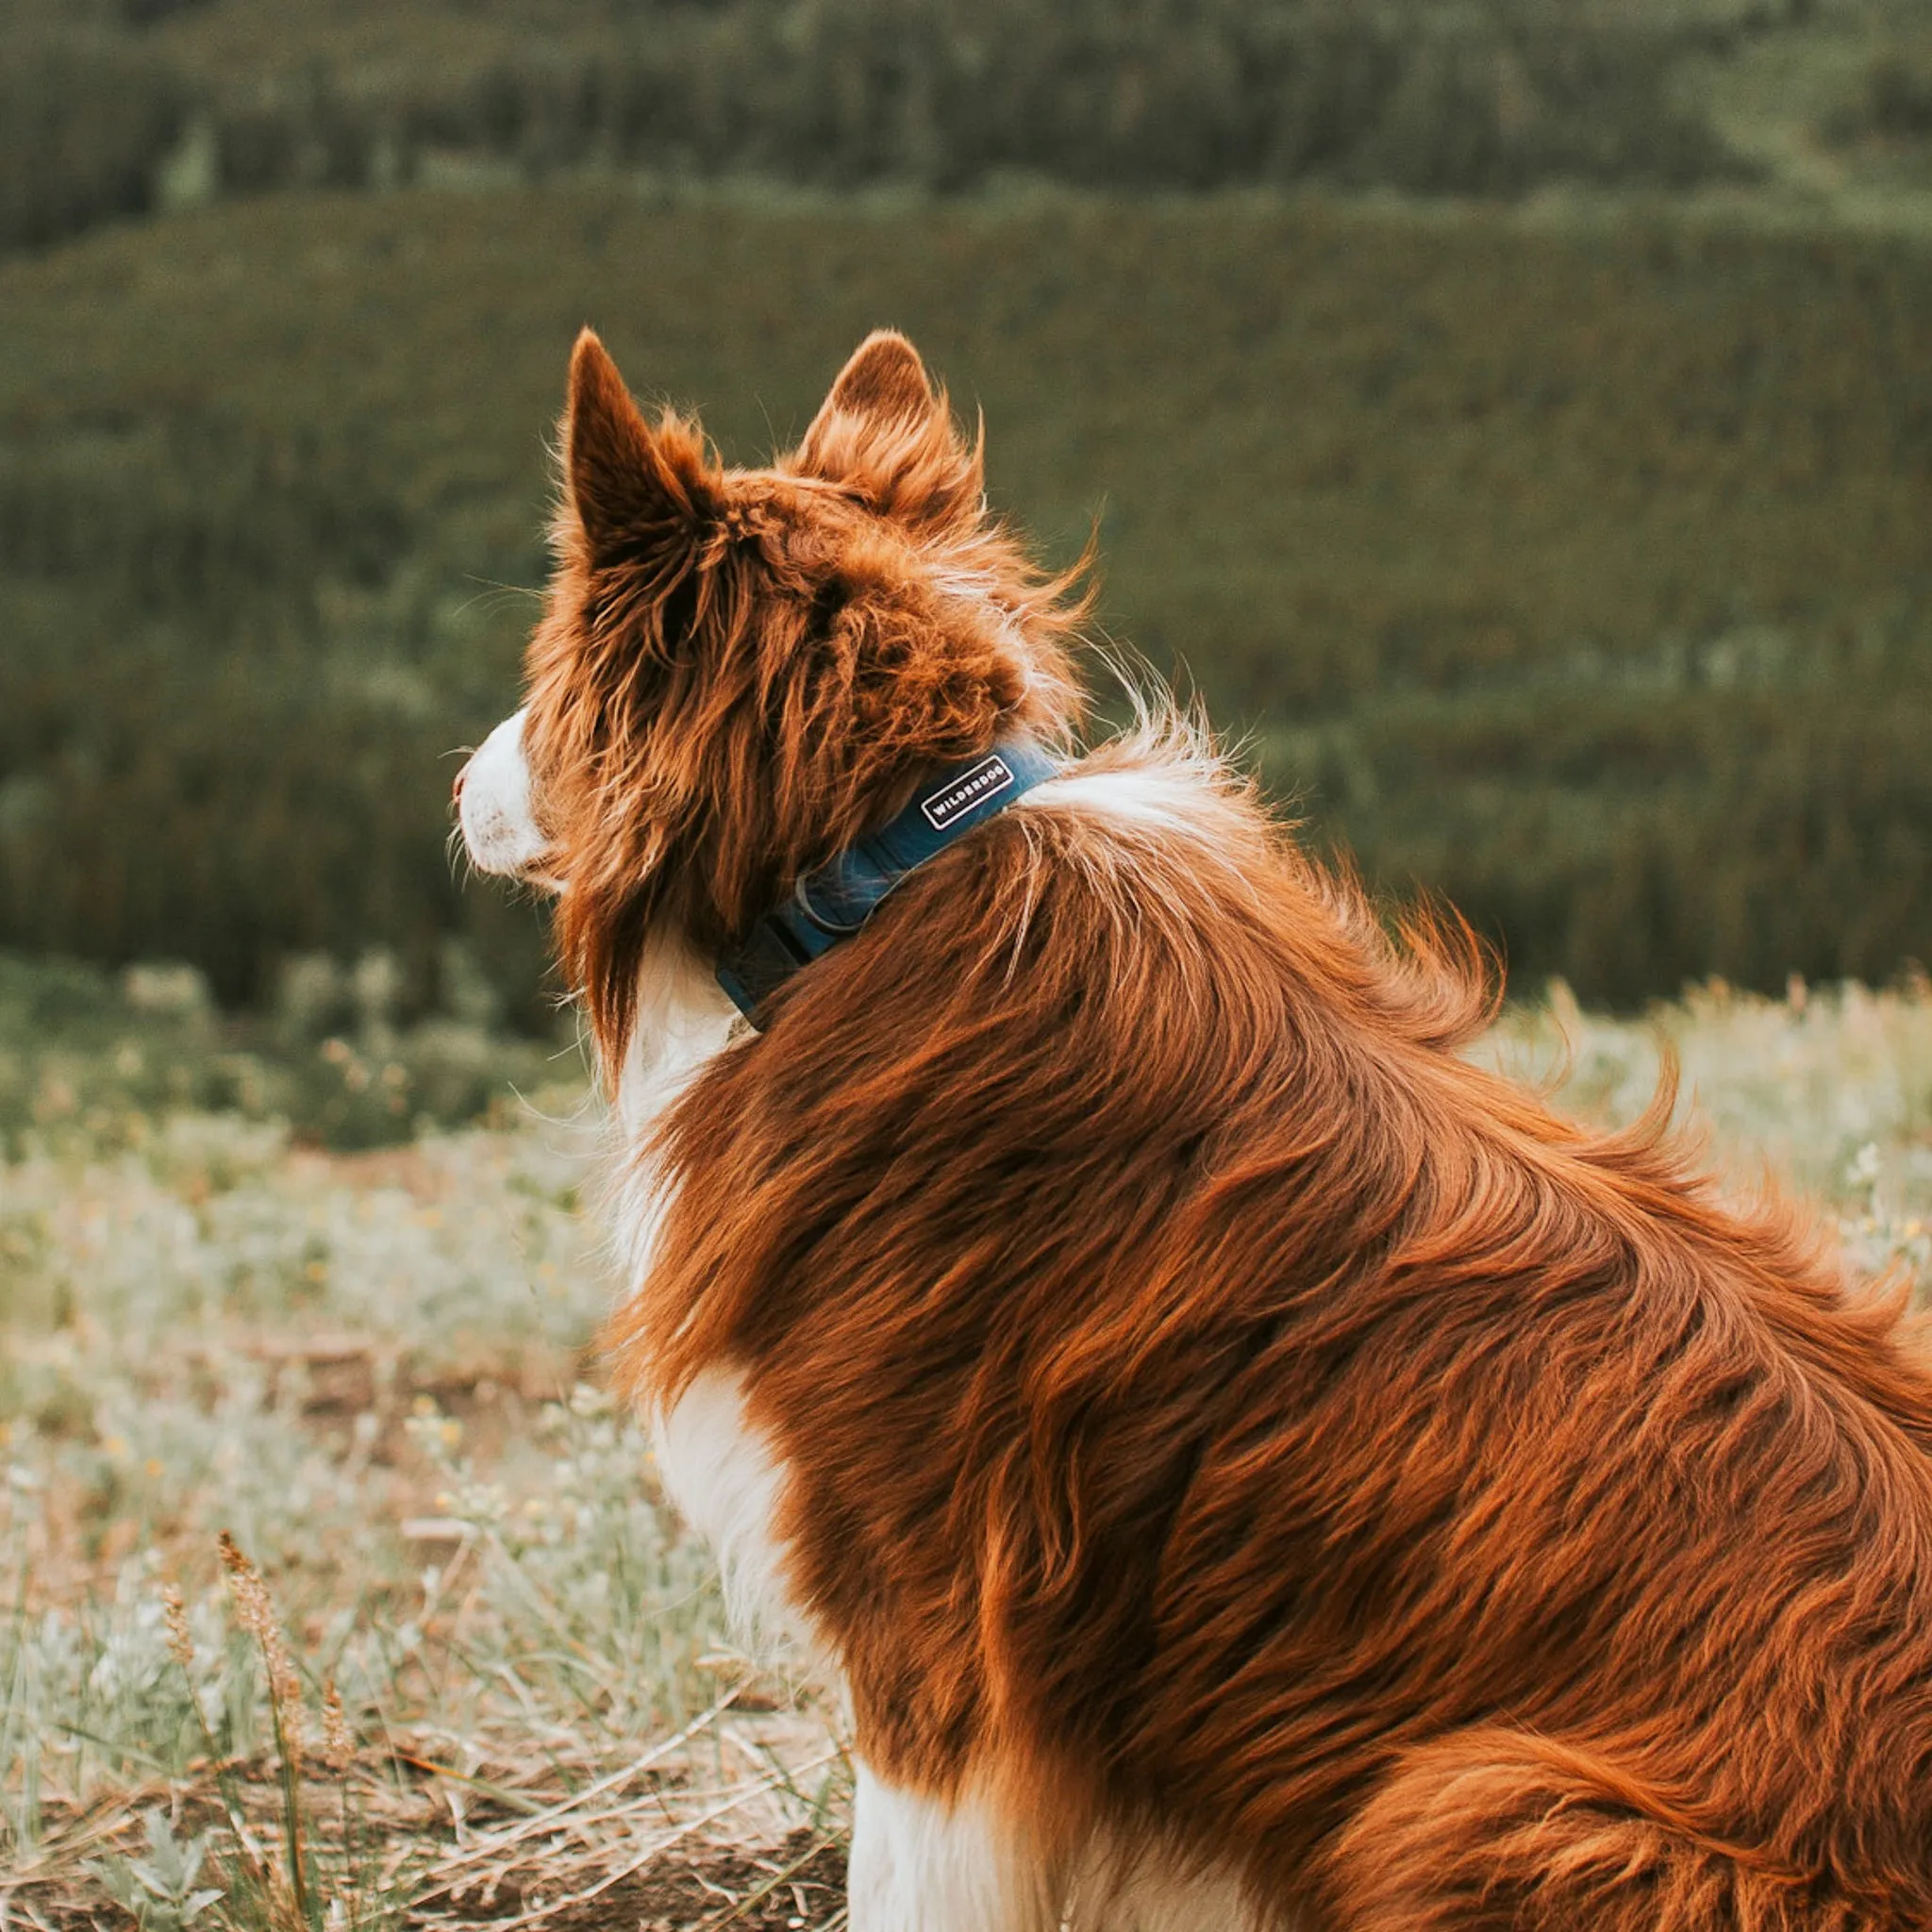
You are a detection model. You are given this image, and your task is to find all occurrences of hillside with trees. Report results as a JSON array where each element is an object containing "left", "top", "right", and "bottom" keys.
[{"left": 2, "top": 0, "right": 1930, "bottom": 1016}]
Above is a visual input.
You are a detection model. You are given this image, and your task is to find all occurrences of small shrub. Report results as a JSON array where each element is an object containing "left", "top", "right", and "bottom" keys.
[
  {"left": 0, "top": 41, "right": 187, "bottom": 252},
  {"left": 1869, "top": 52, "right": 1932, "bottom": 140}
]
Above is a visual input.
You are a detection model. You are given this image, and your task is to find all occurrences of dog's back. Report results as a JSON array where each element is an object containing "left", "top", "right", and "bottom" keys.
[{"left": 615, "top": 724, "right": 1932, "bottom": 1930}]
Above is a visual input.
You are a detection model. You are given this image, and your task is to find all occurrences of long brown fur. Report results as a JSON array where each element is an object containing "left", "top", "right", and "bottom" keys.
[{"left": 516, "top": 325, "right": 1932, "bottom": 1929}]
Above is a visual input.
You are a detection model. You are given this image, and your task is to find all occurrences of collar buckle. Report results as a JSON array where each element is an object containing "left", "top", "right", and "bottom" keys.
[{"left": 715, "top": 738, "right": 1058, "bottom": 1025}]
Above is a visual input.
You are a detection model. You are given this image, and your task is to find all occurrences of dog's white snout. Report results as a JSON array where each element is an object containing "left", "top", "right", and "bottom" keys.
[{"left": 457, "top": 708, "right": 559, "bottom": 889}]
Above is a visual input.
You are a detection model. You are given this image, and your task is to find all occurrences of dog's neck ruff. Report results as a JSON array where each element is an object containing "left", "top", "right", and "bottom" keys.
[{"left": 715, "top": 739, "right": 1058, "bottom": 1025}]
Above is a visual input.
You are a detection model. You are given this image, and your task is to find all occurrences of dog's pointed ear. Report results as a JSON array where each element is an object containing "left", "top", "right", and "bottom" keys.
[
  {"left": 564, "top": 328, "right": 710, "bottom": 563},
  {"left": 791, "top": 330, "right": 982, "bottom": 529},
  {"left": 814, "top": 330, "right": 937, "bottom": 430}
]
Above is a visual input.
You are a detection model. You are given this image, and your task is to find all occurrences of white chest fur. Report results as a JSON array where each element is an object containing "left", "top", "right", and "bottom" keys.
[
  {"left": 607, "top": 945, "right": 809, "bottom": 1650},
  {"left": 607, "top": 939, "right": 741, "bottom": 1283},
  {"left": 651, "top": 1365, "right": 808, "bottom": 1646}
]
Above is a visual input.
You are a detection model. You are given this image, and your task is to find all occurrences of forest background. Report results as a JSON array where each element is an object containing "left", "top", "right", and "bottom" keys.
[{"left": 6, "top": 0, "right": 1932, "bottom": 1068}]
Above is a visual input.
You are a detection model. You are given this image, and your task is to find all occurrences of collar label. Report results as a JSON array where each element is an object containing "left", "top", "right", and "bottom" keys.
[{"left": 920, "top": 753, "right": 1016, "bottom": 832}]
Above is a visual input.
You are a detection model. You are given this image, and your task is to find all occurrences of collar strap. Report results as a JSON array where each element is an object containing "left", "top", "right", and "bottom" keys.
[{"left": 715, "top": 739, "right": 1059, "bottom": 1025}]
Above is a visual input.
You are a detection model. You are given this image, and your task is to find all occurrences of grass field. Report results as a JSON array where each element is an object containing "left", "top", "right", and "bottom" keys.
[
  {"left": 2, "top": 966, "right": 844, "bottom": 1928},
  {"left": 5, "top": 969, "right": 1931, "bottom": 1927}
]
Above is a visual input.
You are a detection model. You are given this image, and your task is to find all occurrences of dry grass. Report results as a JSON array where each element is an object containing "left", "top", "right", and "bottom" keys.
[
  {"left": 10, "top": 1707, "right": 850, "bottom": 1932},
  {"left": 5, "top": 974, "right": 1930, "bottom": 1927},
  {"left": 0, "top": 1083, "right": 848, "bottom": 1927}
]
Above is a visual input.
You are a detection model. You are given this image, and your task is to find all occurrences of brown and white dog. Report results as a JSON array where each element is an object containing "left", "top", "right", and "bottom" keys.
[{"left": 457, "top": 327, "right": 1932, "bottom": 1931}]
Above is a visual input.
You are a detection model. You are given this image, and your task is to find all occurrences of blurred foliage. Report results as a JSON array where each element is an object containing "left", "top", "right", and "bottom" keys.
[
  {"left": 0, "top": 2, "right": 1929, "bottom": 1011},
  {"left": 1849, "top": 45, "right": 1932, "bottom": 144},
  {"left": 0, "top": 952, "right": 584, "bottom": 1154},
  {"left": 0, "top": 0, "right": 1778, "bottom": 258},
  {"left": 3, "top": 189, "right": 1930, "bottom": 1008},
  {"left": 0, "top": 42, "right": 187, "bottom": 253}
]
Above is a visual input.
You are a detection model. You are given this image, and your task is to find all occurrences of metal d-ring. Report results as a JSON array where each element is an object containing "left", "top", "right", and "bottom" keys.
[{"left": 792, "top": 869, "right": 870, "bottom": 936}]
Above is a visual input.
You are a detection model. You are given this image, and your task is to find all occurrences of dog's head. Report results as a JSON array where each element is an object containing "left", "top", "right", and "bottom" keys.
[{"left": 457, "top": 328, "right": 1088, "bottom": 1061}]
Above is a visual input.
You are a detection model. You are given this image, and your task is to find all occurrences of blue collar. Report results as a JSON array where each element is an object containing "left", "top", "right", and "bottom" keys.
[{"left": 715, "top": 738, "right": 1059, "bottom": 1025}]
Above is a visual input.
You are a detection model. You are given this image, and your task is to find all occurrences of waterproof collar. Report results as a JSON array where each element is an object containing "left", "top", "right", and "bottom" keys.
[{"left": 715, "top": 739, "right": 1059, "bottom": 1025}]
